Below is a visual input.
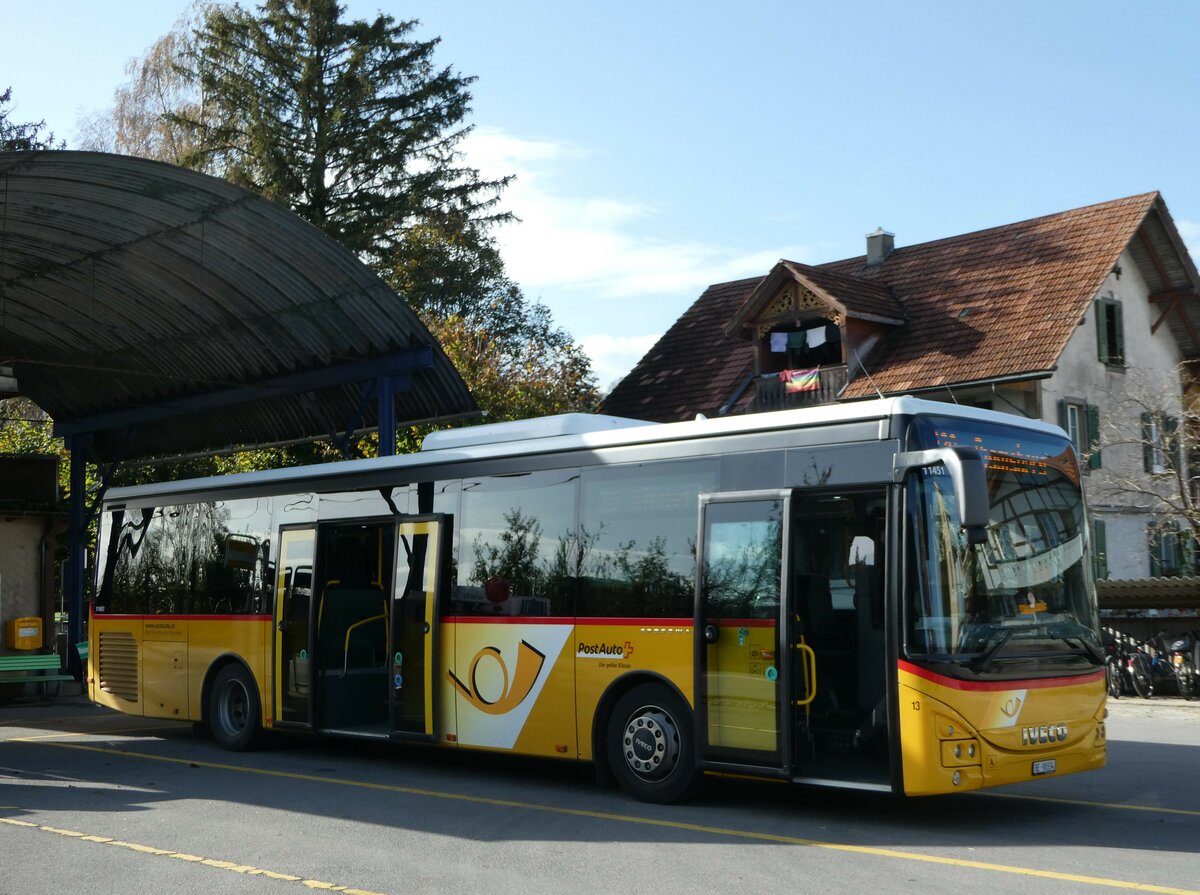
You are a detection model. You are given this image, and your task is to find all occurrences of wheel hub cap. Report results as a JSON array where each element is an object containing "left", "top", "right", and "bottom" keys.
[{"left": 622, "top": 707, "right": 679, "bottom": 781}]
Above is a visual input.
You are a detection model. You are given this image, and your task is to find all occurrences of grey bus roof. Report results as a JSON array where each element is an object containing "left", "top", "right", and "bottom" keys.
[
  {"left": 103, "top": 396, "right": 1067, "bottom": 504},
  {"left": 420, "top": 412, "right": 654, "bottom": 450}
]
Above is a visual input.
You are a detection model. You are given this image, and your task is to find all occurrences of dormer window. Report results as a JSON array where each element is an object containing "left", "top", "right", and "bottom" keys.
[{"left": 765, "top": 321, "right": 842, "bottom": 371}]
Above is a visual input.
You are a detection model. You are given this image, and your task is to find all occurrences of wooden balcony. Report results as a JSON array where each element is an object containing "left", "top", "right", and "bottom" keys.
[{"left": 752, "top": 364, "right": 847, "bottom": 412}]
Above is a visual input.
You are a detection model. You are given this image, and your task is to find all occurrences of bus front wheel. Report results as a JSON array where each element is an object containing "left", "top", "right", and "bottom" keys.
[
  {"left": 209, "top": 664, "right": 261, "bottom": 751},
  {"left": 606, "top": 684, "right": 701, "bottom": 804}
]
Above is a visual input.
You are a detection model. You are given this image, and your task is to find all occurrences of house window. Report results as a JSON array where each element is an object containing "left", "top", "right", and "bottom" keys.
[
  {"left": 766, "top": 322, "right": 841, "bottom": 370},
  {"left": 1057, "top": 400, "right": 1101, "bottom": 469},
  {"left": 1095, "top": 297, "right": 1124, "bottom": 366},
  {"left": 1065, "top": 404, "right": 1080, "bottom": 447},
  {"left": 1141, "top": 412, "right": 1178, "bottom": 475},
  {"left": 1148, "top": 522, "right": 1190, "bottom": 578}
]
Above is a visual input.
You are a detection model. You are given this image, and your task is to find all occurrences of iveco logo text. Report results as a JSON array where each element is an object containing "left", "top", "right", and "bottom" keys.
[
  {"left": 1021, "top": 724, "right": 1068, "bottom": 746},
  {"left": 577, "top": 641, "right": 635, "bottom": 659}
]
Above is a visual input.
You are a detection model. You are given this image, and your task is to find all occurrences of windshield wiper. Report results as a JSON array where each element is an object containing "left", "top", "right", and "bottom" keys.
[
  {"left": 969, "top": 627, "right": 1016, "bottom": 672},
  {"left": 1057, "top": 636, "right": 1104, "bottom": 666}
]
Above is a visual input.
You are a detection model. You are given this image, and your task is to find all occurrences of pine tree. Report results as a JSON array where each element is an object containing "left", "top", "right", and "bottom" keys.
[
  {"left": 0, "top": 87, "right": 63, "bottom": 151},
  {"left": 175, "top": 0, "right": 511, "bottom": 264}
]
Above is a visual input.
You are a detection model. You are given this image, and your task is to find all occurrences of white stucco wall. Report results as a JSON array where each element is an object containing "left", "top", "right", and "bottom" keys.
[
  {"left": 1040, "top": 247, "right": 1185, "bottom": 580},
  {"left": 0, "top": 517, "right": 46, "bottom": 626}
]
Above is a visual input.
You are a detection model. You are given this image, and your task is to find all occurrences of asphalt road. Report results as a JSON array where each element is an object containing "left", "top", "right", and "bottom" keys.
[{"left": 1, "top": 695, "right": 1198, "bottom": 895}]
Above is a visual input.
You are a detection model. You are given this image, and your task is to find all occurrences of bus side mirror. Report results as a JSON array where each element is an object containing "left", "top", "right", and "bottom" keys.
[{"left": 895, "top": 447, "right": 989, "bottom": 545}]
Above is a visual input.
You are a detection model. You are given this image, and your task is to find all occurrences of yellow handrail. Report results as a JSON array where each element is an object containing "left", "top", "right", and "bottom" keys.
[
  {"left": 793, "top": 641, "right": 817, "bottom": 707},
  {"left": 341, "top": 613, "right": 387, "bottom": 678}
]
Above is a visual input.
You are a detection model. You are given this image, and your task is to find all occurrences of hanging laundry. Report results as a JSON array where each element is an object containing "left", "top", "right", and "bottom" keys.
[
  {"left": 806, "top": 326, "right": 827, "bottom": 349},
  {"left": 786, "top": 331, "right": 806, "bottom": 350},
  {"left": 770, "top": 332, "right": 788, "bottom": 353},
  {"left": 779, "top": 368, "right": 820, "bottom": 393}
]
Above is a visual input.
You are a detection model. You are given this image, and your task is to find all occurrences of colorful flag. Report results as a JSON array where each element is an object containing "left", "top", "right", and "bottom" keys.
[{"left": 780, "top": 368, "right": 820, "bottom": 393}]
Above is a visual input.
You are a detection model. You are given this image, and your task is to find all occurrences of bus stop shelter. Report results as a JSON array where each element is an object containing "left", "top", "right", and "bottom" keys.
[{"left": 0, "top": 150, "right": 478, "bottom": 675}]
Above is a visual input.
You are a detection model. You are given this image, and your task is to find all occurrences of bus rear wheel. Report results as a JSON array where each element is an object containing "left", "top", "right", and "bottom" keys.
[
  {"left": 606, "top": 684, "right": 701, "bottom": 804},
  {"left": 209, "top": 664, "right": 261, "bottom": 751}
]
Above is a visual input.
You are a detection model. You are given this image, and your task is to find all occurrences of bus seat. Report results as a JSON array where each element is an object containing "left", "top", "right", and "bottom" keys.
[
  {"left": 794, "top": 573, "right": 836, "bottom": 646},
  {"left": 793, "top": 572, "right": 854, "bottom": 716}
]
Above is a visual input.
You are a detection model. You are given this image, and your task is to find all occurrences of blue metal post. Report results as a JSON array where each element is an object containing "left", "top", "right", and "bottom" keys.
[
  {"left": 65, "top": 436, "right": 87, "bottom": 679},
  {"left": 377, "top": 374, "right": 396, "bottom": 457}
]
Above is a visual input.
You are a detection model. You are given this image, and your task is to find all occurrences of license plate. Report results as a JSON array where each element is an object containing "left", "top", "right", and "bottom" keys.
[{"left": 1032, "top": 759, "right": 1056, "bottom": 776}]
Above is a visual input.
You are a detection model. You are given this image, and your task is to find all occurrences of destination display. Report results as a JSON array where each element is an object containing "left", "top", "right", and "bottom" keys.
[{"left": 909, "top": 415, "right": 1079, "bottom": 485}]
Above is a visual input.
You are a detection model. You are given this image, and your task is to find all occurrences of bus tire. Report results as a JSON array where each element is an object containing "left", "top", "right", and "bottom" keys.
[
  {"left": 209, "top": 664, "right": 261, "bottom": 751},
  {"left": 606, "top": 683, "right": 701, "bottom": 804}
]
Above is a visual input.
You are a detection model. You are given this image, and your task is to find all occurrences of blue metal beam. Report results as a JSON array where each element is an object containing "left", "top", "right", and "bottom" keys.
[{"left": 53, "top": 346, "right": 434, "bottom": 439}]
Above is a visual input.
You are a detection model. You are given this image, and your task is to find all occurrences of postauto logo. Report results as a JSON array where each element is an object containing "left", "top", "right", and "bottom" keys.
[{"left": 577, "top": 640, "right": 635, "bottom": 660}]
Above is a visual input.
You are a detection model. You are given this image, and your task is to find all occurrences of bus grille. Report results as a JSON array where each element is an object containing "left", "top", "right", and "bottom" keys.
[{"left": 98, "top": 632, "right": 139, "bottom": 702}]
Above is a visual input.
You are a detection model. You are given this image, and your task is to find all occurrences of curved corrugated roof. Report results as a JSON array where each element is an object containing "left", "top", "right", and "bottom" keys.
[
  {"left": 0, "top": 150, "right": 476, "bottom": 462},
  {"left": 1097, "top": 577, "right": 1200, "bottom": 610}
]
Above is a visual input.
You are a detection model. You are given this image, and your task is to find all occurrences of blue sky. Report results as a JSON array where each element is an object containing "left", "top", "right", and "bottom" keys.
[{"left": 6, "top": 1, "right": 1200, "bottom": 388}]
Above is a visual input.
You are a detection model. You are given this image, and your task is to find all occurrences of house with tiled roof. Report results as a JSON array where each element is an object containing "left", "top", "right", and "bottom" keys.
[{"left": 602, "top": 192, "right": 1200, "bottom": 586}]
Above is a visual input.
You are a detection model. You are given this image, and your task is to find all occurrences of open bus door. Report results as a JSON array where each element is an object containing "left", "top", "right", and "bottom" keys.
[
  {"left": 273, "top": 526, "right": 316, "bottom": 728},
  {"left": 389, "top": 515, "right": 446, "bottom": 740},
  {"left": 696, "top": 492, "right": 793, "bottom": 777},
  {"left": 697, "top": 489, "right": 893, "bottom": 790}
]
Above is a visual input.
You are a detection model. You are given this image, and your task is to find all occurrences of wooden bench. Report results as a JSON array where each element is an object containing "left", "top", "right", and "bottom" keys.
[{"left": 0, "top": 653, "right": 75, "bottom": 697}]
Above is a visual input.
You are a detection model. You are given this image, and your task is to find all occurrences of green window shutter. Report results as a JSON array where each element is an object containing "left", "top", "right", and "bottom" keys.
[
  {"left": 1057, "top": 399, "right": 1068, "bottom": 430},
  {"left": 1086, "top": 404, "right": 1102, "bottom": 469},
  {"left": 1092, "top": 519, "right": 1108, "bottom": 580},
  {"left": 1095, "top": 299, "right": 1109, "bottom": 363},
  {"left": 1142, "top": 412, "right": 1154, "bottom": 472},
  {"left": 1112, "top": 302, "right": 1125, "bottom": 365},
  {"left": 1148, "top": 525, "right": 1163, "bottom": 577}
]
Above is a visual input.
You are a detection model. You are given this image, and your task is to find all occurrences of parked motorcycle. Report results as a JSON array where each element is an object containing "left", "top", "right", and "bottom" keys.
[{"left": 1154, "top": 631, "right": 1196, "bottom": 700}]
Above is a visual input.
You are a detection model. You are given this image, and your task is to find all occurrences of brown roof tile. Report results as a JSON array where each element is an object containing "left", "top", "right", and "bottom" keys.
[
  {"left": 602, "top": 193, "right": 1162, "bottom": 420},
  {"left": 603, "top": 277, "right": 759, "bottom": 421},
  {"left": 781, "top": 261, "right": 905, "bottom": 323}
]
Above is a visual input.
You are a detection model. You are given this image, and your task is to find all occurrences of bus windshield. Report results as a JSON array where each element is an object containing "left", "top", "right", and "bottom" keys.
[{"left": 905, "top": 416, "right": 1103, "bottom": 677}]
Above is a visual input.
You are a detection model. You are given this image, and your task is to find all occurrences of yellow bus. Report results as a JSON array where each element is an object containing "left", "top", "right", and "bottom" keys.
[{"left": 88, "top": 397, "right": 1107, "bottom": 802}]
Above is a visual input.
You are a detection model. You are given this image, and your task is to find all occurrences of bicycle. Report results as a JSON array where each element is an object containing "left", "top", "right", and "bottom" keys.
[{"left": 1127, "top": 645, "right": 1154, "bottom": 698}]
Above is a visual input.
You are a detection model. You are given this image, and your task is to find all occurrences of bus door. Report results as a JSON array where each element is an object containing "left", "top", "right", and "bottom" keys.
[
  {"left": 696, "top": 492, "right": 792, "bottom": 774},
  {"left": 389, "top": 515, "right": 446, "bottom": 740},
  {"left": 273, "top": 526, "right": 316, "bottom": 728},
  {"left": 788, "top": 488, "right": 891, "bottom": 790}
]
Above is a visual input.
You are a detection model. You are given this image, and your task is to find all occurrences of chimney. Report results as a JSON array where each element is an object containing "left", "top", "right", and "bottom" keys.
[{"left": 866, "top": 227, "right": 894, "bottom": 267}]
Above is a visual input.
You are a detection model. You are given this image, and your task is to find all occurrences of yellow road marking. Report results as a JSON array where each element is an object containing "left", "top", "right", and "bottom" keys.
[
  {"left": 9, "top": 737, "right": 1200, "bottom": 894},
  {"left": 0, "top": 817, "right": 382, "bottom": 895},
  {"left": 980, "top": 790, "right": 1200, "bottom": 818},
  {"left": 7, "top": 725, "right": 172, "bottom": 741}
]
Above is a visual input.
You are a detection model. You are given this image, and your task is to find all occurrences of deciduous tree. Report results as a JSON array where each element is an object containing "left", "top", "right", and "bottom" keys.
[
  {"left": 76, "top": 5, "right": 208, "bottom": 162},
  {"left": 1086, "top": 364, "right": 1200, "bottom": 574}
]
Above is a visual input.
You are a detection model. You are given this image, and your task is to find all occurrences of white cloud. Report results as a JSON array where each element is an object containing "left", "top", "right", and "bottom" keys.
[
  {"left": 462, "top": 127, "right": 812, "bottom": 301},
  {"left": 580, "top": 333, "right": 661, "bottom": 392}
]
